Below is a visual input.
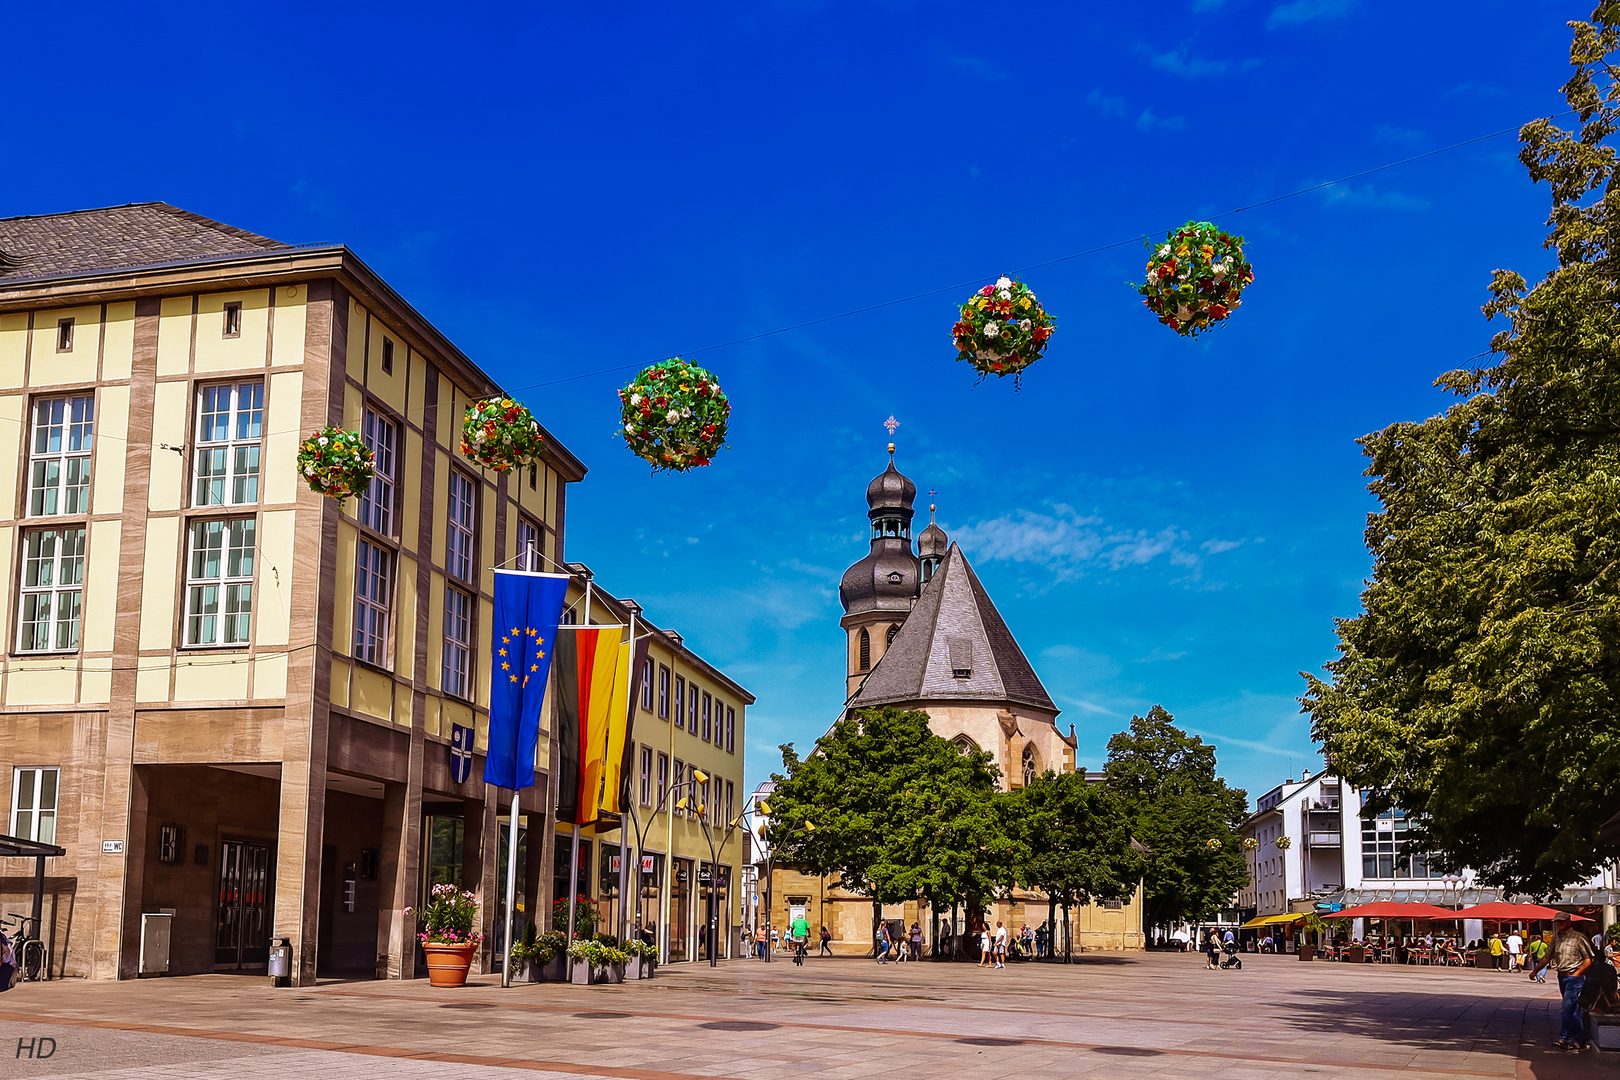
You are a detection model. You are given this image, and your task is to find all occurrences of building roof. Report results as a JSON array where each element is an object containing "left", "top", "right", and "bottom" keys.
[
  {"left": 848, "top": 542, "right": 1057, "bottom": 715},
  {"left": 0, "top": 202, "right": 290, "bottom": 282}
]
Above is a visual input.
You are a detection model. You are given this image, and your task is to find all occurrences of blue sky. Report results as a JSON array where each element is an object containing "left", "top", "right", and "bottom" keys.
[{"left": 5, "top": 0, "right": 1576, "bottom": 805}]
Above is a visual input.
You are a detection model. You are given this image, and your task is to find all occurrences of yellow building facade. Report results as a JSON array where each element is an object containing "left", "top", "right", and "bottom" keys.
[{"left": 0, "top": 202, "right": 757, "bottom": 983}]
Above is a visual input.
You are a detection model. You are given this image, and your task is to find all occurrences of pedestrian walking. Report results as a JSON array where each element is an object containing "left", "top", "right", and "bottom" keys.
[
  {"left": 1550, "top": 912, "right": 1594, "bottom": 1050},
  {"left": 770, "top": 925, "right": 780, "bottom": 954},
  {"left": 819, "top": 925, "right": 833, "bottom": 957},
  {"left": 1205, "top": 929, "right": 1220, "bottom": 969},
  {"left": 978, "top": 922, "right": 992, "bottom": 968},
  {"left": 940, "top": 921, "right": 954, "bottom": 961},
  {"left": 994, "top": 921, "right": 1008, "bottom": 969},
  {"left": 1506, "top": 930, "right": 1523, "bottom": 973},
  {"left": 876, "top": 920, "right": 892, "bottom": 964},
  {"left": 910, "top": 923, "right": 923, "bottom": 962},
  {"left": 1488, "top": 932, "right": 1505, "bottom": 971},
  {"left": 1035, "top": 921, "right": 1048, "bottom": 958},
  {"left": 755, "top": 924, "right": 768, "bottom": 960}
]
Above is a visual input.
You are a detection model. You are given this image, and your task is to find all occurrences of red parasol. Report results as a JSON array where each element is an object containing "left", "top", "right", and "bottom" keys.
[
  {"left": 1329, "top": 902, "right": 1460, "bottom": 920},
  {"left": 1454, "top": 903, "right": 1591, "bottom": 922}
]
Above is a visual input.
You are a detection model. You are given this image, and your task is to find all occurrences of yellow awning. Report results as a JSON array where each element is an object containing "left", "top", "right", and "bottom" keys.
[{"left": 1239, "top": 913, "right": 1307, "bottom": 929}]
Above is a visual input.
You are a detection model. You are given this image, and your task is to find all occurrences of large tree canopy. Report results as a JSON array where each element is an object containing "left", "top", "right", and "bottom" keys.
[
  {"left": 1003, "top": 769, "right": 1140, "bottom": 908},
  {"left": 1103, "top": 706, "right": 1249, "bottom": 930},
  {"left": 1302, "top": 7, "right": 1620, "bottom": 894}
]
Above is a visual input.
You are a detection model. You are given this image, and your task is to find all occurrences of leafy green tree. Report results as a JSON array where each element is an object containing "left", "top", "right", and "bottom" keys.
[
  {"left": 1003, "top": 769, "right": 1141, "bottom": 954},
  {"left": 1302, "top": 6, "right": 1620, "bottom": 894},
  {"left": 767, "top": 707, "right": 1012, "bottom": 950},
  {"left": 1103, "top": 706, "right": 1249, "bottom": 932}
]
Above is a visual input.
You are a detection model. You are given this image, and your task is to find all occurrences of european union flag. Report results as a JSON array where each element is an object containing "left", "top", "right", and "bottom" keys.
[{"left": 484, "top": 570, "right": 570, "bottom": 790}]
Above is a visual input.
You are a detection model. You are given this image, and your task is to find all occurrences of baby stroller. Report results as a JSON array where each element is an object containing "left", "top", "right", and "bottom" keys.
[{"left": 1219, "top": 941, "right": 1242, "bottom": 970}]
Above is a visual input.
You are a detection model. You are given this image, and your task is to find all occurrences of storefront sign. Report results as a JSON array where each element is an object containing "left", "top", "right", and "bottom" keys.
[{"left": 641, "top": 855, "right": 655, "bottom": 873}]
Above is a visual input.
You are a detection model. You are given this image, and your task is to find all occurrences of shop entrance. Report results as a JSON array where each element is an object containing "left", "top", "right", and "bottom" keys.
[{"left": 215, "top": 840, "right": 272, "bottom": 970}]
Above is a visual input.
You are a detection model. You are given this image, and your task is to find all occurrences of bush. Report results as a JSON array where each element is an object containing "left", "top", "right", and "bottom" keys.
[{"left": 553, "top": 895, "right": 600, "bottom": 937}]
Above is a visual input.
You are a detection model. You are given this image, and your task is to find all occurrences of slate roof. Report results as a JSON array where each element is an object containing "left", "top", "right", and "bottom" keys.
[
  {"left": 849, "top": 542, "right": 1057, "bottom": 715},
  {"left": 0, "top": 202, "right": 291, "bottom": 283}
]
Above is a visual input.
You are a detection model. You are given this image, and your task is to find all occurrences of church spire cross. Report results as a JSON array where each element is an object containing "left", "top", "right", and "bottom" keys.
[{"left": 883, "top": 415, "right": 900, "bottom": 436}]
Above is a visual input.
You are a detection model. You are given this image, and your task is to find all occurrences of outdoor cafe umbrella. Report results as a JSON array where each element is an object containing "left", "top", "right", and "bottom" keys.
[
  {"left": 1329, "top": 902, "right": 1459, "bottom": 920},
  {"left": 1454, "top": 903, "right": 1591, "bottom": 922}
]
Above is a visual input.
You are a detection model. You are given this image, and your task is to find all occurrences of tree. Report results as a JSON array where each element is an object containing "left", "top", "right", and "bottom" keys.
[
  {"left": 766, "top": 707, "right": 1011, "bottom": 950},
  {"left": 1301, "top": 6, "right": 1620, "bottom": 895},
  {"left": 1003, "top": 769, "right": 1141, "bottom": 955},
  {"left": 1103, "top": 706, "right": 1250, "bottom": 932}
]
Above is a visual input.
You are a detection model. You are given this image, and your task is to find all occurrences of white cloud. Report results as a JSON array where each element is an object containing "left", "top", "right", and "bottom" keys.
[
  {"left": 945, "top": 55, "right": 1008, "bottom": 81},
  {"left": 1055, "top": 695, "right": 1121, "bottom": 716},
  {"left": 952, "top": 506, "right": 1239, "bottom": 581},
  {"left": 1202, "top": 538, "right": 1244, "bottom": 554},
  {"left": 1267, "top": 0, "right": 1353, "bottom": 27},
  {"left": 1374, "top": 124, "right": 1430, "bottom": 147},
  {"left": 1136, "top": 109, "right": 1188, "bottom": 132},
  {"left": 1317, "top": 183, "right": 1431, "bottom": 212},
  {"left": 1150, "top": 48, "right": 1230, "bottom": 78},
  {"left": 1086, "top": 89, "right": 1128, "bottom": 119}
]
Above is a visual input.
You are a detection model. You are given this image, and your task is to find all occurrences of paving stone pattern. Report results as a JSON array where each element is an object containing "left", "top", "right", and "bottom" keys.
[{"left": 0, "top": 951, "right": 1596, "bottom": 1079}]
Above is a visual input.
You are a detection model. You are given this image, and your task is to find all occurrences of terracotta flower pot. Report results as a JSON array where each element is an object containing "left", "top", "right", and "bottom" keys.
[{"left": 423, "top": 941, "right": 478, "bottom": 987}]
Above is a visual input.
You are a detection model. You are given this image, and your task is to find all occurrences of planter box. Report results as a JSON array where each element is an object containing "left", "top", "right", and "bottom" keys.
[
  {"left": 570, "top": 959, "right": 597, "bottom": 984},
  {"left": 1344, "top": 947, "right": 1365, "bottom": 964},
  {"left": 541, "top": 955, "right": 567, "bottom": 982},
  {"left": 602, "top": 962, "right": 625, "bottom": 985},
  {"left": 1297, "top": 946, "right": 1316, "bottom": 961},
  {"left": 626, "top": 956, "right": 643, "bottom": 980}
]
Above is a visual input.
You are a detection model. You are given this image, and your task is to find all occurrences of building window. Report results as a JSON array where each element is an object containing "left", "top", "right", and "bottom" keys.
[
  {"left": 223, "top": 301, "right": 242, "bottom": 338},
  {"left": 442, "top": 587, "right": 471, "bottom": 698},
  {"left": 381, "top": 337, "right": 394, "bottom": 374},
  {"left": 701, "top": 692, "right": 712, "bottom": 742},
  {"left": 1360, "top": 802, "right": 1441, "bottom": 879},
  {"left": 687, "top": 685, "right": 698, "bottom": 733},
  {"left": 674, "top": 676, "right": 685, "bottom": 729},
  {"left": 712, "top": 696, "right": 725, "bottom": 746},
  {"left": 658, "top": 665, "right": 670, "bottom": 718},
  {"left": 185, "top": 518, "right": 255, "bottom": 646},
  {"left": 10, "top": 767, "right": 58, "bottom": 844},
  {"left": 886, "top": 624, "right": 899, "bottom": 647},
  {"left": 858, "top": 628, "right": 870, "bottom": 671},
  {"left": 1022, "top": 744, "right": 1039, "bottom": 787},
  {"left": 359, "top": 409, "right": 397, "bottom": 536},
  {"left": 16, "top": 528, "right": 86, "bottom": 653},
  {"left": 639, "top": 746, "right": 653, "bottom": 806},
  {"left": 56, "top": 318, "right": 73, "bottom": 353},
  {"left": 725, "top": 706, "right": 735, "bottom": 754},
  {"left": 446, "top": 471, "right": 475, "bottom": 582},
  {"left": 28, "top": 395, "right": 94, "bottom": 518},
  {"left": 529, "top": 464, "right": 537, "bottom": 491},
  {"left": 193, "top": 381, "right": 264, "bottom": 507},
  {"left": 656, "top": 752, "right": 670, "bottom": 810},
  {"left": 726, "top": 780, "right": 734, "bottom": 827},
  {"left": 516, "top": 518, "right": 542, "bottom": 572},
  {"left": 673, "top": 760, "right": 686, "bottom": 816},
  {"left": 640, "top": 657, "right": 654, "bottom": 712},
  {"left": 354, "top": 539, "right": 392, "bottom": 666}
]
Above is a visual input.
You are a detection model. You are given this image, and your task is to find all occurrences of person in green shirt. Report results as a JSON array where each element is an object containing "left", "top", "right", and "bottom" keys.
[
  {"left": 1527, "top": 934, "right": 1549, "bottom": 977},
  {"left": 790, "top": 914, "right": 810, "bottom": 965}
]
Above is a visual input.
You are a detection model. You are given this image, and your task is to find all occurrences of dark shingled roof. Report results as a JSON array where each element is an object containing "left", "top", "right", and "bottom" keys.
[
  {"left": 0, "top": 202, "right": 290, "bottom": 282},
  {"left": 849, "top": 542, "right": 1057, "bottom": 715}
]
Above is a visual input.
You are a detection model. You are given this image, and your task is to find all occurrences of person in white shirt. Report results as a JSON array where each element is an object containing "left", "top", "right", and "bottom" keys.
[
  {"left": 994, "top": 922, "right": 1009, "bottom": 969},
  {"left": 1506, "top": 931, "right": 1524, "bottom": 972}
]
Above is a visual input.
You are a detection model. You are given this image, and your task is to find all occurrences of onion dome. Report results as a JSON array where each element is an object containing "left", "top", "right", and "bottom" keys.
[{"left": 840, "top": 444, "right": 922, "bottom": 615}]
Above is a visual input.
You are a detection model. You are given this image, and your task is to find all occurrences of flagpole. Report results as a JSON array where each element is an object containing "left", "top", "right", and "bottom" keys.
[
  {"left": 565, "top": 572, "right": 594, "bottom": 953},
  {"left": 618, "top": 611, "right": 636, "bottom": 947},
  {"left": 502, "top": 786, "right": 520, "bottom": 988}
]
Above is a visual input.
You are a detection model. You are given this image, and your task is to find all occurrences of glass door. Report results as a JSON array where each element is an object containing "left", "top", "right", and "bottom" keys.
[{"left": 215, "top": 840, "right": 272, "bottom": 969}]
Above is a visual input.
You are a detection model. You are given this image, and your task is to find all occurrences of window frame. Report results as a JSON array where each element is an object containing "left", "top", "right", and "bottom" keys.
[
  {"left": 673, "top": 759, "right": 686, "bottom": 816},
  {"left": 446, "top": 470, "right": 476, "bottom": 583},
  {"left": 701, "top": 692, "right": 712, "bottom": 742},
  {"left": 27, "top": 394, "right": 95, "bottom": 519},
  {"left": 725, "top": 706, "right": 735, "bottom": 754},
  {"left": 658, "top": 665, "right": 670, "bottom": 718},
  {"left": 673, "top": 676, "right": 685, "bottom": 730},
  {"left": 183, "top": 516, "right": 257, "bottom": 648},
  {"left": 55, "top": 319, "right": 73, "bottom": 353},
  {"left": 191, "top": 380, "right": 266, "bottom": 509},
  {"left": 442, "top": 584, "right": 473, "bottom": 698},
  {"left": 516, "top": 517, "right": 543, "bottom": 573},
  {"left": 222, "top": 301, "right": 243, "bottom": 339},
  {"left": 9, "top": 766, "right": 59, "bottom": 844},
  {"left": 640, "top": 657, "right": 654, "bottom": 712},
  {"left": 358, "top": 407, "right": 398, "bottom": 538},
  {"left": 687, "top": 685, "right": 698, "bottom": 733},
  {"left": 639, "top": 745, "right": 653, "bottom": 807},
  {"left": 354, "top": 537, "right": 394, "bottom": 668},
  {"left": 15, "top": 526, "right": 87, "bottom": 654},
  {"left": 657, "top": 752, "right": 670, "bottom": 810}
]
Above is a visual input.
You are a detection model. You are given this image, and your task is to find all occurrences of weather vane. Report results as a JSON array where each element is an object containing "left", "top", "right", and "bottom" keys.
[{"left": 883, "top": 415, "right": 900, "bottom": 436}]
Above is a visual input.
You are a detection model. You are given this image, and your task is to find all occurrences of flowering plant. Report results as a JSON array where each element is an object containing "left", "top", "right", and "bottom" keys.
[
  {"left": 1205, "top": 838, "right": 1223, "bottom": 851},
  {"left": 1133, "top": 221, "right": 1254, "bottom": 337},
  {"left": 406, "top": 883, "right": 482, "bottom": 945},
  {"left": 618, "top": 358, "right": 730, "bottom": 472},
  {"left": 1241, "top": 837, "right": 1259, "bottom": 851},
  {"left": 952, "top": 276, "right": 1055, "bottom": 382},
  {"left": 297, "top": 426, "right": 374, "bottom": 499},
  {"left": 567, "top": 938, "right": 628, "bottom": 967},
  {"left": 461, "top": 397, "right": 545, "bottom": 472},
  {"left": 1275, "top": 835, "right": 1293, "bottom": 850},
  {"left": 624, "top": 938, "right": 659, "bottom": 961},
  {"left": 553, "top": 894, "right": 601, "bottom": 936},
  {"left": 511, "top": 928, "right": 567, "bottom": 964}
]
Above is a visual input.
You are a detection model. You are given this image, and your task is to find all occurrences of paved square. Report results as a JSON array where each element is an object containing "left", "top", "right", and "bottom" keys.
[{"left": 0, "top": 951, "right": 1594, "bottom": 1079}]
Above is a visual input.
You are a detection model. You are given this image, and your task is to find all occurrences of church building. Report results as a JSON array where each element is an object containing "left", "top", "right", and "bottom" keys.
[{"left": 768, "top": 446, "right": 1144, "bottom": 954}]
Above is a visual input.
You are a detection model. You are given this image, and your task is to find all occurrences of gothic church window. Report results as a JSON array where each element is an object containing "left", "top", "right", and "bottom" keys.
[
  {"left": 886, "top": 624, "right": 899, "bottom": 647},
  {"left": 951, "top": 734, "right": 978, "bottom": 755},
  {"left": 858, "top": 628, "right": 870, "bottom": 671},
  {"left": 1022, "top": 744, "right": 1039, "bottom": 788}
]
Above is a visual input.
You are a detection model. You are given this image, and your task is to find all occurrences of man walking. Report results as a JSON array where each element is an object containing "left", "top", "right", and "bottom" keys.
[
  {"left": 1506, "top": 929, "right": 1523, "bottom": 973},
  {"left": 994, "top": 921, "right": 1008, "bottom": 969},
  {"left": 1551, "top": 911, "right": 1594, "bottom": 1051}
]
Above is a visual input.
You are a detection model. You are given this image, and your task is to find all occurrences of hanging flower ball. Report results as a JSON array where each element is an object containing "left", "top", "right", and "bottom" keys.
[
  {"left": 618, "top": 357, "right": 730, "bottom": 473},
  {"left": 1275, "top": 835, "right": 1293, "bottom": 850},
  {"left": 298, "top": 426, "right": 375, "bottom": 500},
  {"left": 1241, "top": 837, "right": 1260, "bottom": 851},
  {"left": 461, "top": 397, "right": 546, "bottom": 472},
  {"left": 952, "top": 276, "right": 1055, "bottom": 382},
  {"left": 1133, "top": 221, "right": 1254, "bottom": 337},
  {"left": 1205, "top": 838, "right": 1223, "bottom": 851}
]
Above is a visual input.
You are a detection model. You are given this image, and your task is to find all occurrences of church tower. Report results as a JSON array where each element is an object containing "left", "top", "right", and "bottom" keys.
[{"left": 838, "top": 443, "right": 921, "bottom": 698}]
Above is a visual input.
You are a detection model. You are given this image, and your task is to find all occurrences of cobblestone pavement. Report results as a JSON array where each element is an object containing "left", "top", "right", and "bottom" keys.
[{"left": 0, "top": 950, "right": 1597, "bottom": 1079}]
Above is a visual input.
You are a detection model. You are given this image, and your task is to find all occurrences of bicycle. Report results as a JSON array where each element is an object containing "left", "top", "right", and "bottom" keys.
[
  {"left": 2, "top": 915, "right": 47, "bottom": 982},
  {"left": 793, "top": 938, "right": 807, "bottom": 966}
]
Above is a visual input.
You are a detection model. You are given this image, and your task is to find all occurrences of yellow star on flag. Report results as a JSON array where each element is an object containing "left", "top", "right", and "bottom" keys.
[
  {"left": 509, "top": 675, "right": 519, "bottom": 683},
  {"left": 530, "top": 663, "right": 539, "bottom": 672},
  {"left": 499, "top": 647, "right": 508, "bottom": 657},
  {"left": 501, "top": 662, "right": 510, "bottom": 671}
]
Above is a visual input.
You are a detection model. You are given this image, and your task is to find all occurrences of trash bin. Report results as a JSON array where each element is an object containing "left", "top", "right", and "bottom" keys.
[{"left": 268, "top": 937, "right": 292, "bottom": 987}]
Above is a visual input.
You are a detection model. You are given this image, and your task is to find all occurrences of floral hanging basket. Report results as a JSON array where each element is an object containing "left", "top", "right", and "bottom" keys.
[
  {"left": 297, "top": 426, "right": 375, "bottom": 500},
  {"left": 462, "top": 397, "right": 545, "bottom": 473},
  {"left": 618, "top": 358, "right": 730, "bottom": 473},
  {"left": 952, "top": 276, "right": 1055, "bottom": 382},
  {"left": 1241, "top": 837, "right": 1260, "bottom": 851},
  {"left": 1133, "top": 221, "right": 1254, "bottom": 337},
  {"left": 1205, "top": 838, "right": 1223, "bottom": 851},
  {"left": 1275, "top": 835, "right": 1292, "bottom": 850}
]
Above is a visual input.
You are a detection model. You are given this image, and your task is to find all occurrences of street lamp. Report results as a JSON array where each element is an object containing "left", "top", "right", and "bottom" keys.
[
  {"left": 617, "top": 776, "right": 700, "bottom": 962},
  {"left": 689, "top": 787, "right": 814, "bottom": 967}
]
